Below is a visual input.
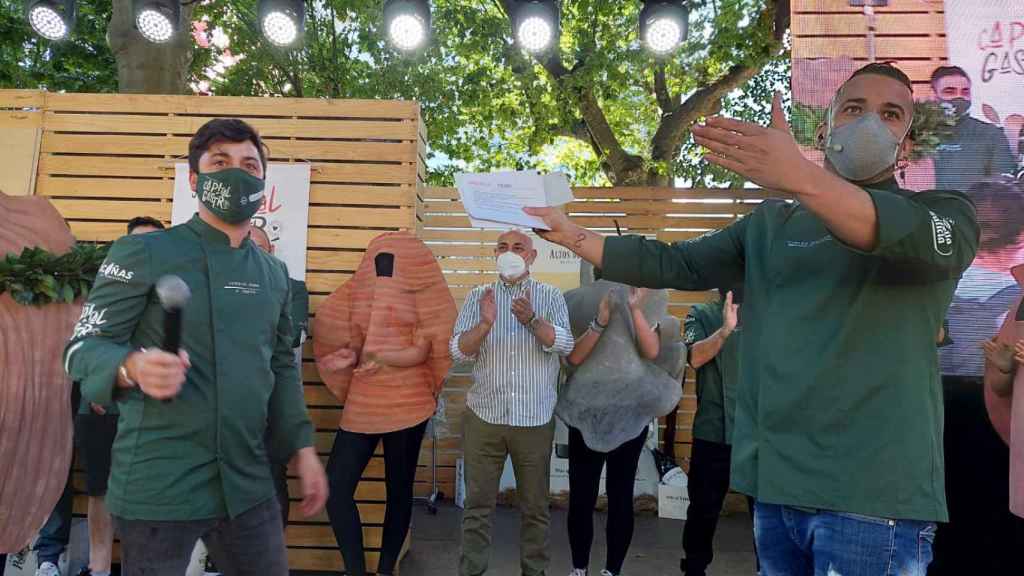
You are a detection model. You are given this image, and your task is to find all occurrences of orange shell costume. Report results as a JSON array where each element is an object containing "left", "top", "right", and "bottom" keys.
[
  {"left": 312, "top": 232, "right": 456, "bottom": 434},
  {"left": 0, "top": 193, "right": 80, "bottom": 552}
]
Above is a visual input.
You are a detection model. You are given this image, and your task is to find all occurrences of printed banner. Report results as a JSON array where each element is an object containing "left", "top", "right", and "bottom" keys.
[{"left": 172, "top": 163, "right": 311, "bottom": 281}]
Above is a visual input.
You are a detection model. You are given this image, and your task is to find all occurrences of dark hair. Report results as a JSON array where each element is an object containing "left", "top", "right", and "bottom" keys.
[
  {"left": 188, "top": 118, "right": 268, "bottom": 174},
  {"left": 969, "top": 178, "right": 1024, "bottom": 252},
  {"left": 845, "top": 62, "right": 914, "bottom": 94},
  {"left": 126, "top": 216, "right": 165, "bottom": 234},
  {"left": 930, "top": 65, "right": 970, "bottom": 89}
]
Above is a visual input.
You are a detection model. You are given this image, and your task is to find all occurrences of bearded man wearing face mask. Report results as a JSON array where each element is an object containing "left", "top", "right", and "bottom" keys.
[
  {"left": 450, "top": 230, "right": 574, "bottom": 576},
  {"left": 526, "top": 63, "right": 980, "bottom": 574},
  {"left": 62, "top": 119, "right": 327, "bottom": 576},
  {"left": 929, "top": 66, "right": 1017, "bottom": 195}
]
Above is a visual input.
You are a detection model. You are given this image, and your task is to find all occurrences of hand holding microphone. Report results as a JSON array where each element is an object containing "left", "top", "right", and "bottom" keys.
[{"left": 121, "top": 276, "right": 191, "bottom": 401}]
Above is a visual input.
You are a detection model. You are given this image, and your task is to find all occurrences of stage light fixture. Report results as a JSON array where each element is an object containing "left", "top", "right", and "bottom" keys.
[
  {"left": 383, "top": 0, "right": 431, "bottom": 52},
  {"left": 133, "top": 0, "right": 180, "bottom": 44},
  {"left": 639, "top": 1, "right": 689, "bottom": 56},
  {"left": 24, "top": 0, "right": 76, "bottom": 41},
  {"left": 511, "top": 1, "right": 559, "bottom": 54},
  {"left": 259, "top": 0, "right": 305, "bottom": 47}
]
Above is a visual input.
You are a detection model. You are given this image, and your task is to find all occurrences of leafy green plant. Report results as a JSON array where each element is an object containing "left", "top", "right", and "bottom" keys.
[
  {"left": 0, "top": 243, "right": 109, "bottom": 306},
  {"left": 791, "top": 100, "right": 956, "bottom": 162}
]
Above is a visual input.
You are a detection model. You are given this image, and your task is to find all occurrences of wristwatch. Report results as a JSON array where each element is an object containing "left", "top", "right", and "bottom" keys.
[
  {"left": 119, "top": 363, "right": 137, "bottom": 388},
  {"left": 528, "top": 314, "right": 542, "bottom": 330}
]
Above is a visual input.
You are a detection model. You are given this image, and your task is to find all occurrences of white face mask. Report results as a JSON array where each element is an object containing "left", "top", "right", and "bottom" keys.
[{"left": 496, "top": 251, "right": 527, "bottom": 281}]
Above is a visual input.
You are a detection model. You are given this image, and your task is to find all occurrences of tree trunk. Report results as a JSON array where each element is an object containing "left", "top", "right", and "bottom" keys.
[{"left": 108, "top": 0, "right": 195, "bottom": 94}]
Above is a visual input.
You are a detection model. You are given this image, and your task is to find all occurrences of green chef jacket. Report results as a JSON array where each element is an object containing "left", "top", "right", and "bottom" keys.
[
  {"left": 600, "top": 179, "right": 979, "bottom": 522},
  {"left": 685, "top": 302, "right": 741, "bottom": 446},
  {"left": 63, "top": 215, "right": 314, "bottom": 521}
]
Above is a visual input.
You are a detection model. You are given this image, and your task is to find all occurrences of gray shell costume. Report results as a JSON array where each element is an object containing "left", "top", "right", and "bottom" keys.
[{"left": 555, "top": 263, "right": 687, "bottom": 452}]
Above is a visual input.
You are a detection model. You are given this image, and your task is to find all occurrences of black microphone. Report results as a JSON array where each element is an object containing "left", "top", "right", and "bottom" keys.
[{"left": 155, "top": 275, "right": 191, "bottom": 402}]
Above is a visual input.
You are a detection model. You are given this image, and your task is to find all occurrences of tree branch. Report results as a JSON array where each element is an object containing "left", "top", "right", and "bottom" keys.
[
  {"left": 653, "top": 64, "right": 677, "bottom": 113},
  {"left": 649, "top": 0, "right": 789, "bottom": 165}
]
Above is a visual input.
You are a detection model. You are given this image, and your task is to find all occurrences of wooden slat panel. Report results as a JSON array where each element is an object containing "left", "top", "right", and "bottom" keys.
[
  {"left": 287, "top": 548, "right": 379, "bottom": 573},
  {"left": 39, "top": 155, "right": 417, "bottom": 185},
  {"left": 424, "top": 186, "right": 781, "bottom": 201},
  {"left": 792, "top": 12, "right": 945, "bottom": 36},
  {"left": 306, "top": 250, "right": 366, "bottom": 272},
  {"left": 0, "top": 90, "right": 45, "bottom": 108},
  {"left": 421, "top": 213, "right": 737, "bottom": 230},
  {"left": 421, "top": 200, "right": 757, "bottom": 216},
  {"left": 308, "top": 206, "right": 414, "bottom": 228},
  {"left": 41, "top": 111, "right": 419, "bottom": 140},
  {"left": 795, "top": 0, "right": 943, "bottom": 12},
  {"left": 36, "top": 91, "right": 419, "bottom": 119},
  {"left": 0, "top": 110, "right": 42, "bottom": 127},
  {"left": 38, "top": 176, "right": 172, "bottom": 199},
  {"left": 287, "top": 525, "right": 382, "bottom": 548},
  {"left": 51, "top": 198, "right": 171, "bottom": 221},
  {"left": 793, "top": 37, "right": 947, "bottom": 59},
  {"left": 41, "top": 133, "right": 417, "bottom": 163}
]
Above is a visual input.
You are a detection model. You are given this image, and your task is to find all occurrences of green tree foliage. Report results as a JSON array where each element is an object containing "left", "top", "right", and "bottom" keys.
[
  {"left": 0, "top": 0, "right": 117, "bottom": 92},
  {"left": 201, "top": 0, "right": 790, "bottom": 186}
]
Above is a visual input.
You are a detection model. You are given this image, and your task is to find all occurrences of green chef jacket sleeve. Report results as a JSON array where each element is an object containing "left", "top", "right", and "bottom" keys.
[
  {"left": 684, "top": 306, "right": 709, "bottom": 346},
  {"left": 266, "top": 270, "right": 314, "bottom": 464},
  {"left": 63, "top": 236, "right": 152, "bottom": 406},
  {"left": 599, "top": 215, "right": 748, "bottom": 291},
  {"left": 857, "top": 188, "right": 979, "bottom": 279}
]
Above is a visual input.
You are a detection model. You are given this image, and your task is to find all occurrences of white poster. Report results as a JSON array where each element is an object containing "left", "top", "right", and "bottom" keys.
[
  {"left": 172, "top": 163, "right": 311, "bottom": 281},
  {"left": 944, "top": 1, "right": 1024, "bottom": 137}
]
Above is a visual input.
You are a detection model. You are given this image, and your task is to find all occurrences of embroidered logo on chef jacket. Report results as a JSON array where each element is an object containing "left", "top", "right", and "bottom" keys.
[
  {"left": 224, "top": 281, "right": 262, "bottom": 296},
  {"left": 930, "top": 211, "right": 954, "bottom": 257},
  {"left": 786, "top": 235, "right": 833, "bottom": 249},
  {"left": 98, "top": 261, "right": 135, "bottom": 283},
  {"left": 71, "top": 303, "right": 109, "bottom": 338}
]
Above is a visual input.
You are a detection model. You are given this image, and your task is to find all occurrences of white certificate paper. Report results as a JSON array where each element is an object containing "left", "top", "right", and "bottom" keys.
[{"left": 455, "top": 170, "right": 574, "bottom": 230}]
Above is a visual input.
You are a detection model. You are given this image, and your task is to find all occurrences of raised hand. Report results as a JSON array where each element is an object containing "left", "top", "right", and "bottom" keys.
[
  {"left": 628, "top": 286, "right": 649, "bottom": 311},
  {"left": 480, "top": 287, "right": 497, "bottom": 327},
  {"left": 692, "top": 92, "right": 814, "bottom": 195},
  {"left": 722, "top": 291, "right": 739, "bottom": 335},
  {"left": 511, "top": 287, "right": 535, "bottom": 326}
]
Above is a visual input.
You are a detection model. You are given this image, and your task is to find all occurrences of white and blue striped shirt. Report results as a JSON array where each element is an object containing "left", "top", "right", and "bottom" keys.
[{"left": 450, "top": 277, "right": 574, "bottom": 427}]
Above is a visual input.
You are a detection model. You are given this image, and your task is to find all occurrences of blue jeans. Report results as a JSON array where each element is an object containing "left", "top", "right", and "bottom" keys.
[{"left": 754, "top": 502, "right": 936, "bottom": 576}]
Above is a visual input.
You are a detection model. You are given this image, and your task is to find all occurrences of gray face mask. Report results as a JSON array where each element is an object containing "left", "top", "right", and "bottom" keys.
[{"left": 824, "top": 111, "right": 908, "bottom": 183}]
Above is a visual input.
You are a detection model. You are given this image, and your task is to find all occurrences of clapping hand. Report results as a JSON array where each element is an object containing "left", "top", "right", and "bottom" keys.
[
  {"left": 512, "top": 288, "right": 535, "bottom": 326},
  {"left": 321, "top": 347, "right": 358, "bottom": 373},
  {"left": 981, "top": 337, "right": 1014, "bottom": 374},
  {"left": 480, "top": 287, "right": 497, "bottom": 327},
  {"left": 628, "top": 287, "right": 649, "bottom": 311}
]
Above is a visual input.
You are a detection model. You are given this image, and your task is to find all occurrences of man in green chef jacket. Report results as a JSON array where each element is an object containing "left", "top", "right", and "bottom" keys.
[
  {"left": 526, "top": 63, "right": 980, "bottom": 575},
  {"left": 63, "top": 119, "right": 327, "bottom": 576}
]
